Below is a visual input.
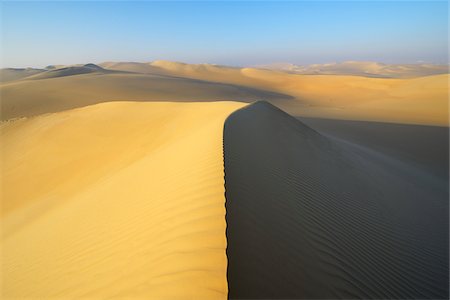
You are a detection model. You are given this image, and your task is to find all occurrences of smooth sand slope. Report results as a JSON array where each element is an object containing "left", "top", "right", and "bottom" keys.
[
  {"left": 1, "top": 101, "right": 244, "bottom": 299},
  {"left": 0, "top": 66, "right": 290, "bottom": 120},
  {"left": 224, "top": 102, "right": 448, "bottom": 299}
]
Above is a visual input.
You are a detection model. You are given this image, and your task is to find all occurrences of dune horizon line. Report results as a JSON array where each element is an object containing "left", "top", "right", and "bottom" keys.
[{"left": 2, "top": 59, "right": 449, "bottom": 73}]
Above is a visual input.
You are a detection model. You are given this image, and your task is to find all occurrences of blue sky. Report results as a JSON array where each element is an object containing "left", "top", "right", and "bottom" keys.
[{"left": 1, "top": 1, "right": 448, "bottom": 68}]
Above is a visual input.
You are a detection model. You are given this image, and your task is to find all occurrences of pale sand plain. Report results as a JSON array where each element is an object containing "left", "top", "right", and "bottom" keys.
[{"left": 1, "top": 101, "right": 244, "bottom": 299}]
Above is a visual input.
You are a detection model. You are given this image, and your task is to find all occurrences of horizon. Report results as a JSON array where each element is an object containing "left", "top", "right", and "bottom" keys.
[
  {"left": 1, "top": 1, "right": 448, "bottom": 68},
  {"left": 1, "top": 59, "right": 449, "bottom": 71}
]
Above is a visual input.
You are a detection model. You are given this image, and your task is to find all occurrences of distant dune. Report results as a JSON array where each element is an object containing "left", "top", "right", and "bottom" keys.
[
  {"left": 224, "top": 102, "right": 448, "bottom": 299},
  {"left": 0, "top": 68, "right": 46, "bottom": 82},
  {"left": 107, "top": 60, "right": 449, "bottom": 125},
  {"left": 1, "top": 60, "right": 447, "bottom": 125},
  {"left": 2, "top": 101, "right": 245, "bottom": 298},
  {"left": 0, "top": 70, "right": 290, "bottom": 120},
  {"left": 149, "top": 61, "right": 449, "bottom": 125},
  {"left": 27, "top": 63, "right": 115, "bottom": 80},
  {"left": 258, "top": 61, "right": 449, "bottom": 78}
]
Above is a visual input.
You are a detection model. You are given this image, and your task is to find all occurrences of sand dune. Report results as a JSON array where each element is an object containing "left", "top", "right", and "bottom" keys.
[
  {"left": 27, "top": 63, "right": 116, "bottom": 80},
  {"left": 0, "top": 68, "right": 46, "bottom": 82},
  {"left": 0, "top": 71, "right": 289, "bottom": 120},
  {"left": 300, "top": 117, "right": 449, "bottom": 180},
  {"left": 1, "top": 101, "right": 245, "bottom": 298},
  {"left": 224, "top": 102, "right": 448, "bottom": 299},
  {"left": 99, "top": 61, "right": 170, "bottom": 75},
  {"left": 125, "top": 61, "right": 449, "bottom": 125},
  {"left": 1, "top": 99, "right": 448, "bottom": 298},
  {"left": 258, "top": 61, "right": 449, "bottom": 78},
  {"left": 1, "top": 60, "right": 447, "bottom": 125}
]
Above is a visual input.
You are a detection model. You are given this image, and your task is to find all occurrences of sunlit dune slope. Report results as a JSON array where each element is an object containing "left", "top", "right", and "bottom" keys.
[
  {"left": 145, "top": 61, "right": 449, "bottom": 125},
  {"left": 224, "top": 102, "right": 448, "bottom": 299},
  {"left": 1, "top": 101, "right": 245, "bottom": 299},
  {"left": 0, "top": 72, "right": 288, "bottom": 120}
]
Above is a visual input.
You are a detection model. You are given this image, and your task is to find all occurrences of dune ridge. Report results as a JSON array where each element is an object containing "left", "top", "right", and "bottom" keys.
[
  {"left": 1, "top": 101, "right": 245, "bottom": 299},
  {"left": 223, "top": 102, "right": 448, "bottom": 299}
]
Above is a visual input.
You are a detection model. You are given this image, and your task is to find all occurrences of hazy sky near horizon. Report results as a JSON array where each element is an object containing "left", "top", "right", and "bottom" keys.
[{"left": 1, "top": 1, "right": 448, "bottom": 68}]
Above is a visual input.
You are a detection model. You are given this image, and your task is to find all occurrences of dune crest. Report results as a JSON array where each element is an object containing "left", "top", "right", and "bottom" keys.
[{"left": 1, "top": 101, "right": 245, "bottom": 299}]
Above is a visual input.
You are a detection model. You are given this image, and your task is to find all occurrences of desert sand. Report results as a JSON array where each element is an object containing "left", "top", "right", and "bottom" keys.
[
  {"left": 0, "top": 64, "right": 288, "bottom": 120},
  {"left": 0, "top": 68, "right": 46, "bottom": 83},
  {"left": 1, "top": 101, "right": 244, "bottom": 298},
  {"left": 1, "top": 60, "right": 448, "bottom": 299},
  {"left": 300, "top": 117, "right": 449, "bottom": 179},
  {"left": 1, "top": 61, "right": 447, "bottom": 125},
  {"left": 224, "top": 102, "right": 448, "bottom": 299},
  {"left": 148, "top": 61, "right": 449, "bottom": 125},
  {"left": 257, "top": 61, "right": 449, "bottom": 78}
]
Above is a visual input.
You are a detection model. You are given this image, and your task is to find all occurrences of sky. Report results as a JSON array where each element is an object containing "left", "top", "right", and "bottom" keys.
[{"left": 1, "top": 1, "right": 448, "bottom": 68}]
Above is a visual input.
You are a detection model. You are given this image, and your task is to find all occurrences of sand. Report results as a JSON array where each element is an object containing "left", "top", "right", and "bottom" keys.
[
  {"left": 1, "top": 60, "right": 448, "bottom": 298},
  {"left": 300, "top": 117, "right": 449, "bottom": 180},
  {"left": 2, "top": 60, "right": 447, "bottom": 125},
  {"left": 0, "top": 71, "right": 289, "bottom": 120},
  {"left": 224, "top": 102, "right": 448, "bottom": 299},
  {"left": 112, "top": 61, "right": 450, "bottom": 125},
  {"left": 257, "top": 61, "right": 449, "bottom": 78},
  {"left": 0, "top": 68, "right": 45, "bottom": 82},
  {"left": 1, "top": 101, "right": 245, "bottom": 299}
]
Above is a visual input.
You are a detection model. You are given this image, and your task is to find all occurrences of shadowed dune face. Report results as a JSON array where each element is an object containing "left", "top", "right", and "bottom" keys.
[
  {"left": 223, "top": 102, "right": 448, "bottom": 299},
  {"left": 1, "top": 101, "right": 245, "bottom": 299}
]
